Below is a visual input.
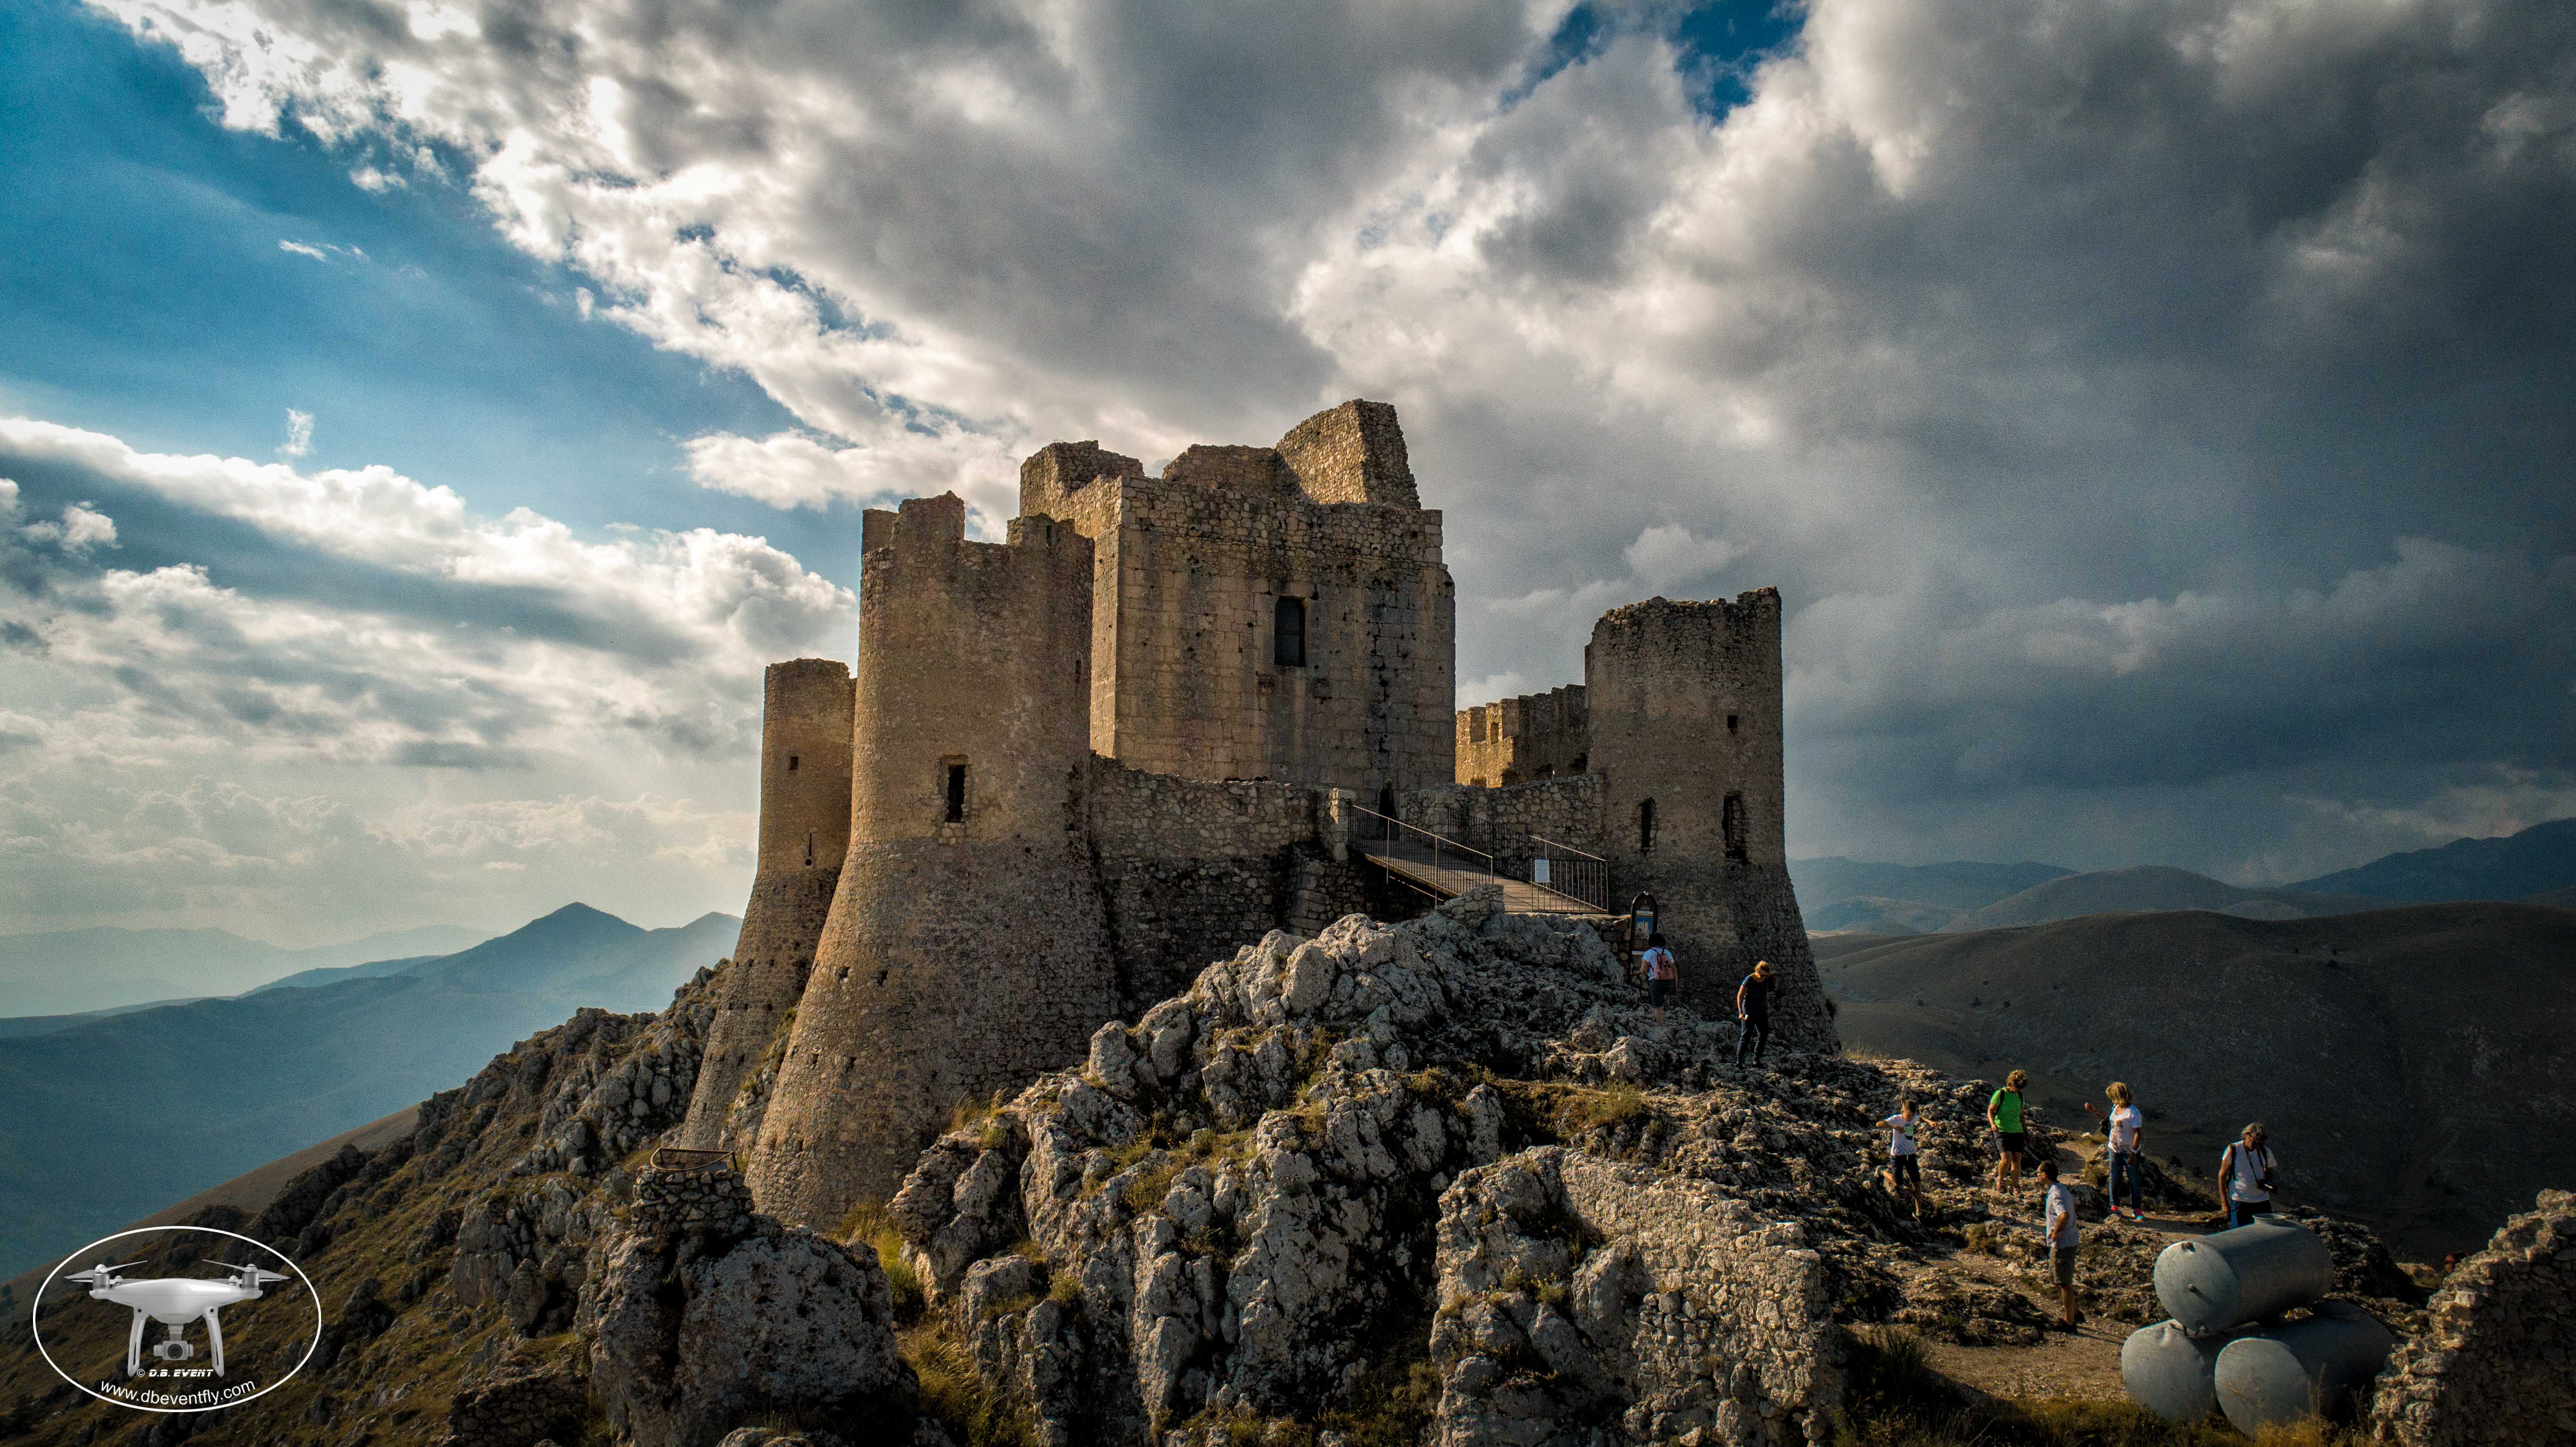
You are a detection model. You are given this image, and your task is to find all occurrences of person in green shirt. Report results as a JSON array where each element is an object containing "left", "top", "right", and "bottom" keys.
[{"left": 1989, "top": 1069, "right": 2030, "bottom": 1195}]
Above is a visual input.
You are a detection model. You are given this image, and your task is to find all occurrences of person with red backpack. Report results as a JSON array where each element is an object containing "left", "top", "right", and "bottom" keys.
[{"left": 1639, "top": 932, "right": 1677, "bottom": 1027}]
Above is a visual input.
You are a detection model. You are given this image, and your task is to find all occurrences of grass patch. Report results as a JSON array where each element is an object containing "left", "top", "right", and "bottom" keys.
[
  {"left": 836, "top": 1200, "right": 923, "bottom": 1325},
  {"left": 902, "top": 1315, "right": 1035, "bottom": 1447}
]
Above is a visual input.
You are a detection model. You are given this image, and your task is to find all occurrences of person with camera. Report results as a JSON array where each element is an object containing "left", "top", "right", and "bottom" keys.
[{"left": 2219, "top": 1122, "right": 2279, "bottom": 1227}]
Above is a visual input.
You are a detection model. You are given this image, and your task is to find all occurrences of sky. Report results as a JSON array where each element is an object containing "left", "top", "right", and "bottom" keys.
[{"left": 1, "top": 0, "right": 2570, "bottom": 945}]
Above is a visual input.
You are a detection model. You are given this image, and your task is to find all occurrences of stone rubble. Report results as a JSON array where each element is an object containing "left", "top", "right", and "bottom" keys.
[{"left": 2369, "top": 1189, "right": 2576, "bottom": 1446}]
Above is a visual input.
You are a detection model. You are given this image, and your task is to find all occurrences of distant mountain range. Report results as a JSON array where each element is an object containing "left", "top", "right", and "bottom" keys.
[
  {"left": 2280, "top": 816, "right": 2576, "bottom": 901},
  {"left": 1794, "top": 816, "right": 2576, "bottom": 935},
  {"left": 0, "top": 921, "right": 488, "bottom": 1017},
  {"left": 0, "top": 903, "right": 737, "bottom": 1281}
]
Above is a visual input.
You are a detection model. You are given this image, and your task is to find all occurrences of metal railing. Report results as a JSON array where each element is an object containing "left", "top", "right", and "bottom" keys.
[
  {"left": 1348, "top": 803, "right": 1499, "bottom": 894},
  {"left": 1526, "top": 833, "right": 1609, "bottom": 910}
]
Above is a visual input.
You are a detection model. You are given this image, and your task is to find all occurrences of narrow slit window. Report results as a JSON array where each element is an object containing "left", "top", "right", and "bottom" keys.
[
  {"left": 1723, "top": 792, "right": 1747, "bottom": 859},
  {"left": 788, "top": 753, "right": 800, "bottom": 771},
  {"left": 946, "top": 762, "right": 967, "bottom": 822},
  {"left": 1638, "top": 797, "right": 1657, "bottom": 853},
  {"left": 1273, "top": 595, "right": 1307, "bottom": 668},
  {"left": 804, "top": 830, "right": 815, "bottom": 866}
]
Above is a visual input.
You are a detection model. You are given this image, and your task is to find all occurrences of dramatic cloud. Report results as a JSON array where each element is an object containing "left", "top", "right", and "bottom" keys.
[
  {"left": 0, "top": 420, "right": 846, "bottom": 936},
  {"left": 47, "top": 0, "right": 2576, "bottom": 899}
]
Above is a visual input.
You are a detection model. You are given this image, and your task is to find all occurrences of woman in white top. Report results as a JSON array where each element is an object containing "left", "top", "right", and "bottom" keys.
[
  {"left": 2083, "top": 1082, "right": 2145, "bottom": 1221},
  {"left": 1881, "top": 1097, "right": 1931, "bottom": 1216}
]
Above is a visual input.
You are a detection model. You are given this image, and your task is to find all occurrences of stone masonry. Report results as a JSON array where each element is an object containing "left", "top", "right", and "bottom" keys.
[
  {"left": 685, "top": 400, "right": 1826, "bottom": 1228},
  {"left": 1456, "top": 683, "right": 1589, "bottom": 787},
  {"left": 2370, "top": 1189, "right": 2576, "bottom": 1446},
  {"left": 680, "top": 658, "right": 852, "bottom": 1150}
]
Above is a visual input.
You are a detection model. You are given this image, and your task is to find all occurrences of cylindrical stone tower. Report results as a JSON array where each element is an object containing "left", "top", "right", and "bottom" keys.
[
  {"left": 1587, "top": 592, "right": 1834, "bottom": 1052},
  {"left": 746, "top": 493, "right": 1115, "bottom": 1224},
  {"left": 677, "top": 658, "right": 855, "bottom": 1149}
]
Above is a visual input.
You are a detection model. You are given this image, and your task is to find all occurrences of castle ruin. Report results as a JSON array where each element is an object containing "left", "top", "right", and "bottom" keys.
[{"left": 677, "top": 400, "right": 1827, "bottom": 1228}]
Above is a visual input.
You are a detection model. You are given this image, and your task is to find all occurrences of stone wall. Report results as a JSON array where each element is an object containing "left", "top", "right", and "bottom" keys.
[
  {"left": 1455, "top": 683, "right": 1589, "bottom": 787},
  {"left": 1085, "top": 758, "right": 1333, "bottom": 1012},
  {"left": 1433, "top": 1146, "right": 1841, "bottom": 1447},
  {"left": 681, "top": 661, "right": 853, "bottom": 1150},
  {"left": 747, "top": 496, "right": 1115, "bottom": 1226},
  {"left": 2370, "top": 1190, "right": 2576, "bottom": 1446},
  {"left": 1020, "top": 400, "right": 1456, "bottom": 797}
]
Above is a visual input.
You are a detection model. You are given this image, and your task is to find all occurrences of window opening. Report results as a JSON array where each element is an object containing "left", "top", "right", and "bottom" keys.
[
  {"left": 788, "top": 753, "right": 800, "bottom": 771},
  {"left": 1726, "top": 715, "right": 1739, "bottom": 733},
  {"left": 946, "top": 763, "right": 967, "bottom": 823},
  {"left": 1638, "top": 797, "right": 1657, "bottom": 853},
  {"left": 804, "top": 830, "right": 815, "bottom": 866},
  {"left": 1273, "top": 595, "right": 1307, "bottom": 668},
  {"left": 1723, "top": 792, "right": 1747, "bottom": 860}
]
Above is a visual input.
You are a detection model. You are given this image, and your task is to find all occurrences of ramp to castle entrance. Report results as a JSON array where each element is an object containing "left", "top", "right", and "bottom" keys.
[{"left": 1352, "top": 810, "right": 1600, "bottom": 915}]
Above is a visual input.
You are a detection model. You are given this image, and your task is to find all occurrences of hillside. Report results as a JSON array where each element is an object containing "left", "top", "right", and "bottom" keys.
[
  {"left": 1806, "top": 895, "right": 1967, "bottom": 935},
  {"left": 0, "top": 893, "right": 2468, "bottom": 1447},
  {"left": 1939, "top": 864, "right": 2394, "bottom": 930},
  {"left": 2285, "top": 816, "right": 2576, "bottom": 901},
  {"left": 1819, "top": 902, "right": 2576, "bottom": 1256},
  {"left": 0, "top": 904, "right": 736, "bottom": 1280},
  {"left": 0, "top": 922, "right": 486, "bottom": 1017}
]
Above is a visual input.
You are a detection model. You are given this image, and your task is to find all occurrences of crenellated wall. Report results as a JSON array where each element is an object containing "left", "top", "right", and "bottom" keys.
[{"left": 1455, "top": 684, "right": 1590, "bottom": 787}]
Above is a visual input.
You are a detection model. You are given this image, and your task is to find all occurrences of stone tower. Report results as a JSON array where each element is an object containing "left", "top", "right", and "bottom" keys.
[
  {"left": 677, "top": 658, "right": 854, "bottom": 1150},
  {"left": 1017, "top": 399, "right": 1455, "bottom": 799},
  {"left": 1586, "top": 592, "right": 1833, "bottom": 1052},
  {"left": 744, "top": 494, "right": 1116, "bottom": 1225}
]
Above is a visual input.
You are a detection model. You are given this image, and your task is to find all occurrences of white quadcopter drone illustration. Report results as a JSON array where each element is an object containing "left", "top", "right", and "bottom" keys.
[{"left": 64, "top": 1258, "right": 291, "bottom": 1376}]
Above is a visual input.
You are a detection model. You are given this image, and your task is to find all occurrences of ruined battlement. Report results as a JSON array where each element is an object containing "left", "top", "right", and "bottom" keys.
[{"left": 1457, "top": 683, "right": 1590, "bottom": 787}]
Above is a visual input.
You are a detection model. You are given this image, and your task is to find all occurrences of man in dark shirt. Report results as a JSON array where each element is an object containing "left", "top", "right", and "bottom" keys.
[{"left": 1734, "top": 959, "right": 1774, "bottom": 1066}]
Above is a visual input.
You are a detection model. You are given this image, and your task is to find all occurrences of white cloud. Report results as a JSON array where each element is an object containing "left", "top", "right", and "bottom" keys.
[
  {"left": 277, "top": 407, "right": 313, "bottom": 459},
  {"left": 0, "top": 418, "right": 848, "bottom": 934},
  {"left": 60, "top": 0, "right": 2576, "bottom": 889},
  {"left": 277, "top": 239, "right": 329, "bottom": 261}
]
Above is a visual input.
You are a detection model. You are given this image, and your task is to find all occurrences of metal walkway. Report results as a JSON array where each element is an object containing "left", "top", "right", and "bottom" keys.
[{"left": 1351, "top": 814, "right": 1603, "bottom": 915}]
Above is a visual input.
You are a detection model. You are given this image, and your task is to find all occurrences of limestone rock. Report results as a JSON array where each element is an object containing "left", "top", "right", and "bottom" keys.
[{"left": 580, "top": 1217, "right": 912, "bottom": 1447}]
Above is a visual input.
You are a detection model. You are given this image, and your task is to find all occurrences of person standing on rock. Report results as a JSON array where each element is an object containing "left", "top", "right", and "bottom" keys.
[
  {"left": 1733, "top": 959, "right": 1774, "bottom": 1066},
  {"left": 1989, "top": 1069, "right": 2031, "bottom": 1196},
  {"left": 2039, "top": 1156, "right": 2083, "bottom": 1331},
  {"left": 2084, "top": 1082, "right": 2146, "bottom": 1222},
  {"left": 1882, "top": 1097, "right": 1931, "bottom": 1216},
  {"left": 1640, "top": 932, "right": 1678, "bottom": 1027},
  {"left": 2219, "top": 1122, "right": 2279, "bottom": 1228}
]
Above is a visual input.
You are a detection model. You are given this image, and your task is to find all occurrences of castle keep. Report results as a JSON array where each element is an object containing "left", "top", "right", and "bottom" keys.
[{"left": 682, "top": 400, "right": 1827, "bottom": 1226}]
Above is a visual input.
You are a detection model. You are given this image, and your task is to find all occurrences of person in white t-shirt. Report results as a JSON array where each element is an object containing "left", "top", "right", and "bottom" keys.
[
  {"left": 2083, "top": 1082, "right": 2146, "bottom": 1221},
  {"left": 2039, "top": 1157, "right": 2082, "bottom": 1331},
  {"left": 1880, "top": 1097, "right": 1932, "bottom": 1216},
  {"left": 2220, "top": 1123, "right": 2279, "bottom": 1228}
]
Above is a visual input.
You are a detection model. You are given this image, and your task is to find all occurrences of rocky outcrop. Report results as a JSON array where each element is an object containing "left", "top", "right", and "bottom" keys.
[
  {"left": 2370, "top": 1189, "right": 2576, "bottom": 1446},
  {"left": 580, "top": 1216, "right": 914, "bottom": 1447},
  {"left": 442, "top": 1350, "right": 587, "bottom": 1447},
  {"left": 890, "top": 891, "right": 1982, "bottom": 1445}
]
